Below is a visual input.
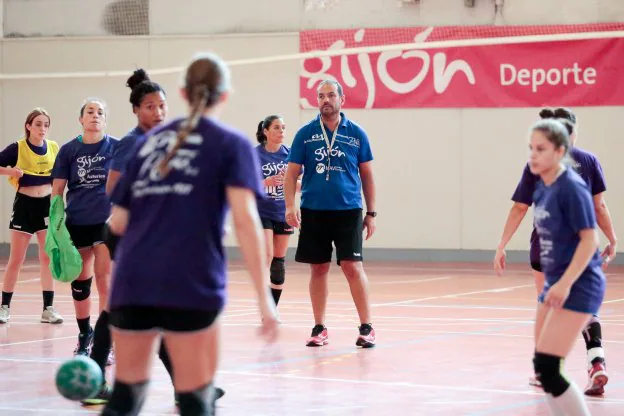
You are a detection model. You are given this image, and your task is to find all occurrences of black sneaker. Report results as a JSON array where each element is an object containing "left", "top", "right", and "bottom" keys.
[
  {"left": 73, "top": 327, "right": 94, "bottom": 356},
  {"left": 356, "top": 323, "right": 376, "bottom": 348},
  {"left": 81, "top": 383, "right": 112, "bottom": 406}
]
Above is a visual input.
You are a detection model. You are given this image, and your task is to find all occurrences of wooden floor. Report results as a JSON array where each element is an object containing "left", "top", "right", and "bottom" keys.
[{"left": 0, "top": 260, "right": 623, "bottom": 415}]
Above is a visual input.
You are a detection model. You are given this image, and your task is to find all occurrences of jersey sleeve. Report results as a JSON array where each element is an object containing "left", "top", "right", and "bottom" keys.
[
  {"left": 110, "top": 139, "right": 145, "bottom": 209},
  {"left": 357, "top": 128, "right": 373, "bottom": 163},
  {"left": 223, "top": 135, "right": 265, "bottom": 199},
  {"left": 110, "top": 136, "right": 137, "bottom": 173},
  {"left": 511, "top": 164, "right": 537, "bottom": 205},
  {"left": 561, "top": 178, "right": 597, "bottom": 234},
  {"left": 0, "top": 143, "right": 18, "bottom": 167},
  {"left": 589, "top": 156, "right": 607, "bottom": 195},
  {"left": 287, "top": 127, "right": 306, "bottom": 165},
  {"left": 51, "top": 144, "right": 70, "bottom": 180}
]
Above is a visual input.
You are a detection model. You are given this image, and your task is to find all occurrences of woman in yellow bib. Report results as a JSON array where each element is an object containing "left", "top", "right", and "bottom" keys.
[{"left": 0, "top": 108, "right": 63, "bottom": 324}]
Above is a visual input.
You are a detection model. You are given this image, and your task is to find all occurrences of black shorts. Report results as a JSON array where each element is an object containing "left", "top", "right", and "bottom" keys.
[
  {"left": 531, "top": 262, "right": 542, "bottom": 272},
  {"left": 261, "top": 217, "right": 294, "bottom": 235},
  {"left": 295, "top": 208, "right": 363, "bottom": 265},
  {"left": 109, "top": 306, "right": 221, "bottom": 333},
  {"left": 9, "top": 193, "right": 50, "bottom": 235},
  {"left": 66, "top": 223, "right": 106, "bottom": 249}
]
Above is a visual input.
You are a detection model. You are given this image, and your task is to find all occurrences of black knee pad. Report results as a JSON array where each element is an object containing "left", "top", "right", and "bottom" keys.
[
  {"left": 104, "top": 224, "right": 121, "bottom": 259},
  {"left": 102, "top": 379, "right": 149, "bottom": 416},
  {"left": 533, "top": 352, "right": 570, "bottom": 397},
  {"left": 71, "top": 277, "right": 93, "bottom": 301},
  {"left": 270, "top": 257, "right": 286, "bottom": 286}
]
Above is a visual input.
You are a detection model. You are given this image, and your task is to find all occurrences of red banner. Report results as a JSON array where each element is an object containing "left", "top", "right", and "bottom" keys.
[{"left": 299, "top": 24, "right": 624, "bottom": 108}]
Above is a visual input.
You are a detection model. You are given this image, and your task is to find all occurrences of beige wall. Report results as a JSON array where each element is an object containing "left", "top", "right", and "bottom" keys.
[
  {"left": 4, "top": 0, "right": 624, "bottom": 37},
  {"left": 0, "top": 33, "right": 622, "bottom": 254}
]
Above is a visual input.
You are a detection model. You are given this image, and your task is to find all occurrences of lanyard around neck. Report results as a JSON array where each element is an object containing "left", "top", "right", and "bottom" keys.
[{"left": 319, "top": 115, "right": 340, "bottom": 181}]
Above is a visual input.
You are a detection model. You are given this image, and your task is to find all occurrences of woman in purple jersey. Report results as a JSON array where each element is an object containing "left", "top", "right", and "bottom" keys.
[
  {"left": 527, "top": 118, "right": 604, "bottom": 416},
  {"left": 255, "top": 115, "right": 301, "bottom": 314},
  {"left": 51, "top": 98, "right": 117, "bottom": 357},
  {"left": 494, "top": 107, "right": 617, "bottom": 395},
  {"left": 102, "top": 52, "right": 278, "bottom": 416}
]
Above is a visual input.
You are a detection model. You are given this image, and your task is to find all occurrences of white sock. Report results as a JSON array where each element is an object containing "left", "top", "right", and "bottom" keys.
[
  {"left": 544, "top": 394, "right": 565, "bottom": 416},
  {"left": 586, "top": 347, "right": 604, "bottom": 368},
  {"left": 552, "top": 383, "right": 591, "bottom": 416}
]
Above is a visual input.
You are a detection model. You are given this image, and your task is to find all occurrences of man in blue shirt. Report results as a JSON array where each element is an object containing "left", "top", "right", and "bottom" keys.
[{"left": 284, "top": 80, "right": 377, "bottom": 348}]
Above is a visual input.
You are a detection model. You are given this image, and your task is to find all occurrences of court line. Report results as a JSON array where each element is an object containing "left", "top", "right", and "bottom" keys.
[
  {"left": 466, "top": 382, "right": 624, "bottom": 415},
  {"left": 305, "top": 405, "right": 365, "bottom": 412},
  {"left": 603, "top": 298, "right": 624, "bottom": 304},
  {"left": 369, "top": 276, "right": 452, "bottom": 285},
  {"left": 218, "top": 370, "right": 544, "bottom": 396},
  {"left": 0, "top": 335, "right": 76, "bottom": 348},
  {"left": 0, "top": 406, "right": 171, "bottom": 415},
  {"left": 372, "top": 284, "right": 535, "bottom": 307}
]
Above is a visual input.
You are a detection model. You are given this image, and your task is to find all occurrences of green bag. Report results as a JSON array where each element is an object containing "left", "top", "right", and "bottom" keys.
[{"left": 45, "top": 195, "right": 83, "bottom": 283}]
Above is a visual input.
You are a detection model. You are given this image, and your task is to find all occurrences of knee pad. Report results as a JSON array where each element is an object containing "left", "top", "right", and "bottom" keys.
[
  {"left": 103, "top": 224, "right": 121, "bottom": 259},
  {"left": 270, "top": 257, "right": 286, "bottom": 286},
  {"left": 71, "top": 277, "right": 93, "bottom": 302},
  {"left": 533, "top": 352, "right": 569, "bottom": 397},
  {"left": 102, "top": 379, "right": 149, "bottom": 416}
]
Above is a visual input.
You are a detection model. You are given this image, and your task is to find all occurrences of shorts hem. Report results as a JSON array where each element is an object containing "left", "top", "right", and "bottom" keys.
[{"left": 8, "top": 228, "right": 35, "bottom": 236}]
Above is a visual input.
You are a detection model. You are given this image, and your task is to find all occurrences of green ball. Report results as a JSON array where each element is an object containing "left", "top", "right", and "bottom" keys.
[{"left": 55, "top": 356, "right": 103, "bottom": 401}]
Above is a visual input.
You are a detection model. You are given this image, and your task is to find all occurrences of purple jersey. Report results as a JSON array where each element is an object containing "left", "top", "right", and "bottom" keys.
[
  {"left": 512, "top": 147, "right": 606, "bottom": 205},
  {"left": 533, "top": 169, "right": 605, "bottom": 314},
  {"left": 109, "top": 116, "right": 264, "bottom": 312},
  {"left": 51, "top": 135, "right": 117, "bottom": 225},
  {"left": 256, "top": 144, "right": 289, "bottom": 222},
  {"left": 511, "top": 146, "right": 607, "bottom": 265},
  {"left": 110, "top": 126, "right": 144, "bottom": 173}
]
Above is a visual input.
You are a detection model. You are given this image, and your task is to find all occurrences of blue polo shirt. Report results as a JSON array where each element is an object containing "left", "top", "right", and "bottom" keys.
[{"left": 288, "top": 112, "right": 373, "bottom": 210}]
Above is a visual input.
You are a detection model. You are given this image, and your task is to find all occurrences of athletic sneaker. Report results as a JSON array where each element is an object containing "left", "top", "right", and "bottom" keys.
[
  {"left": 0, "top": 305, "right": 9, "bottom": 323},
  {"left": 306, "top": 324, "right": 328, "bottom": 347},
  {"left": 41, "top": 306, "right": 64, "bottom": 324},
  {"left": 584, "top": 362, "right": 608, "bottom": 396},
  {"left": 356, "top": 323, "right": 376, "bottom": 348},
  {"left": 73, "top": 327, "right": 94, "bottom": 356},
  {"left": 82, "top": 383, "right": 112, "bottom": 406}
]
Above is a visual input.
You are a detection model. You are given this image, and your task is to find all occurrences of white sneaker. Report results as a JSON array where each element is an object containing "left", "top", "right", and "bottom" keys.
[
  {"left": 41, "top": 306, "right": 64, "bottom": 324},
  {"left": 0, "top": 305, "right": 9, "bottom": 323}
]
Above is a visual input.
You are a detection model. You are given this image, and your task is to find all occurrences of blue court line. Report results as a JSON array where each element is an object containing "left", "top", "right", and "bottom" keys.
[
  {"left": 224, "top": 321, "right": 533, "bottom": 372},
  {"left": 1, "top": 322, "right": 534, "bottom": 409},
  {"left": 465, "top": 381, "right": 624, "bottom": 416}
]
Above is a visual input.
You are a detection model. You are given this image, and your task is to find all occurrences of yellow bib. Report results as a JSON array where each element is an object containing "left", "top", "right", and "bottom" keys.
[{"left": 8, "top": 138, "right": 59, "bottom": 189}]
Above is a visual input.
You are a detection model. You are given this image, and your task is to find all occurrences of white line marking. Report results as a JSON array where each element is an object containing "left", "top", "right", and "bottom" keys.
[
  {"left": 0, "top": 335, "right": 76, "bottom": 348},
  {"left": 370, "top": 276, "right": 452, "bottom": 285},
  {"left": 372, "top": 284, "right": 535, "bottom": 307},
  {"left": 218, "top": 371, "right": 544, "bottom": 396},
  {"left": 603, "top": 298, "right": 624, "bottom": 304}
]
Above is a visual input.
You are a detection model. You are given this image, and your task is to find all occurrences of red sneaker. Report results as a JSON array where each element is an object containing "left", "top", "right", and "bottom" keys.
[
  {"left": 584, "top": 362, "right": 608, "bottom": 396},
  {"left": 306, "top": 325, "right": 328, "bottom": 347}
]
